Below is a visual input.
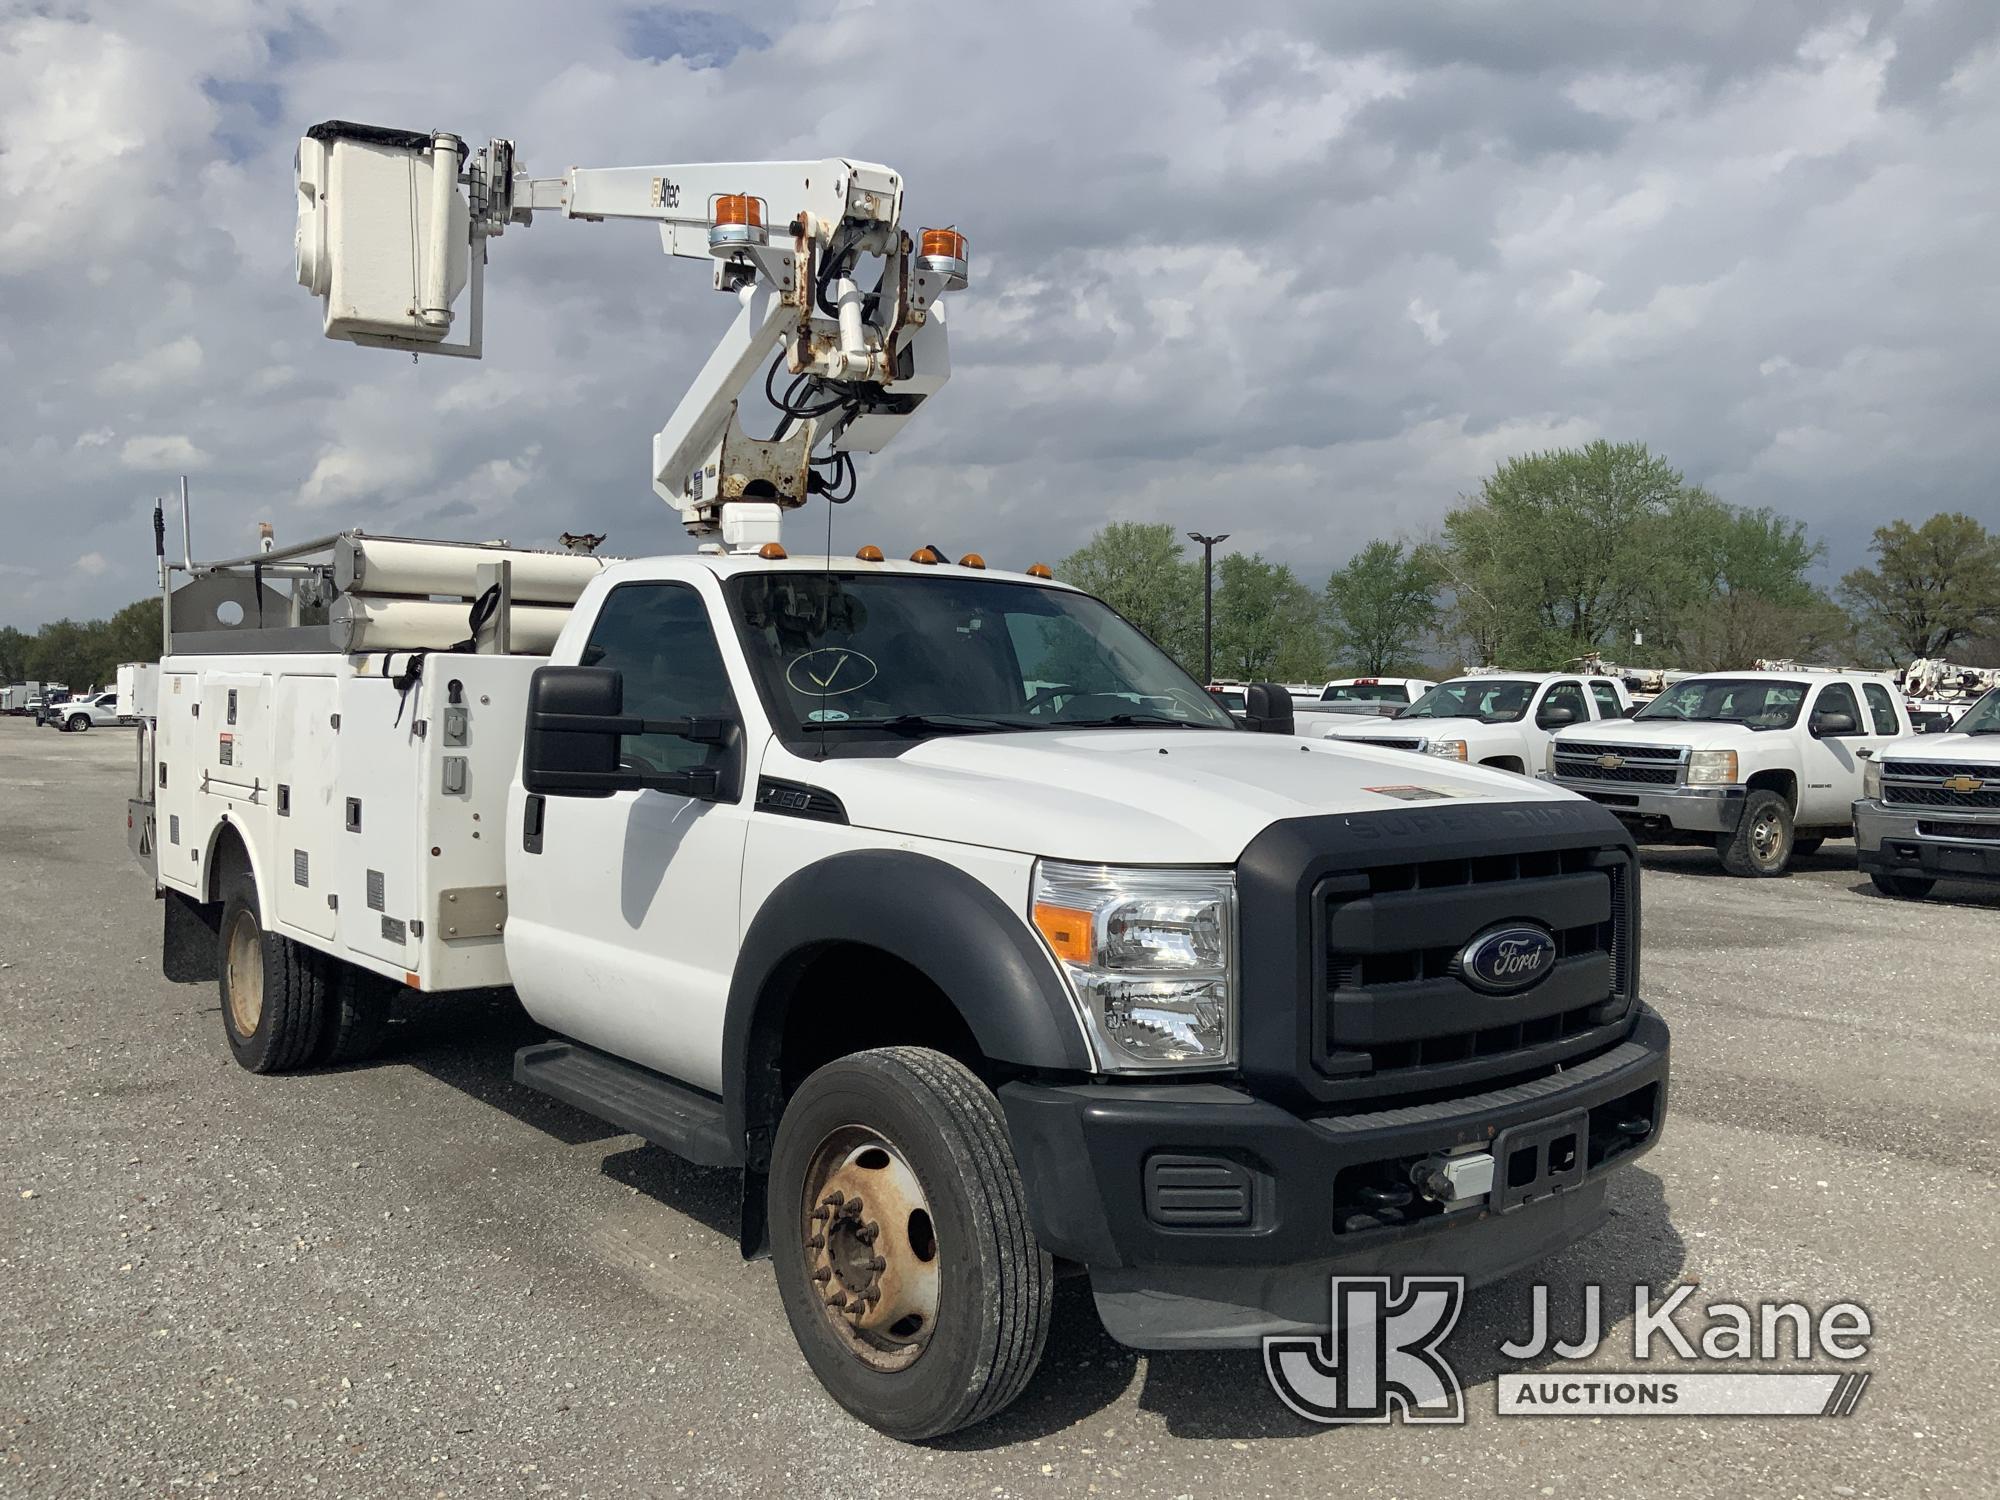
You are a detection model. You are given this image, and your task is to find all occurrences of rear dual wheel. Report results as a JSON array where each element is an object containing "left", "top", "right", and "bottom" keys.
[
  {"left": 769, "top": 1047, "right": 1053, "bottom": 1440},
  {"left": 218, "top": 874, "right": 391, "bottom": 1072}
]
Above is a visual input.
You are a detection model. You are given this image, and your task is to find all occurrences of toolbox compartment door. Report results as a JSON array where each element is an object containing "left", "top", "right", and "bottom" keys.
[{"left": 273, "top": 675, "right": 339, "bottom": 941}]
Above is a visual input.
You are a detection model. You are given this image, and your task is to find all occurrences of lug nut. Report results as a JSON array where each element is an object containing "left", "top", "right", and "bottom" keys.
[
  {"left": 811, "top": 1266, "right": 831, "bottom": 1283},
  {"left": 827, "top": 1290, "right": 847, "bottom": 1307},
  {"left": 806, "top": 1233, "right": 824, "bottom": 1250}
]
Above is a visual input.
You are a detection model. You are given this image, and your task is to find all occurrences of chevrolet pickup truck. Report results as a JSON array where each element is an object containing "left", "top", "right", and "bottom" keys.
[
  {"left": 1854, "top": 686, "right": 2000, "bottom": 898},
  {"left": 1323, "top": 671, "right": 1633, "bottom": 774},
  {"left": 1546, "top": 670, "right": 1911, "bottom": 877},
  {"left": 135, "top": 539, "right": 1670, "bottom": 1438}
]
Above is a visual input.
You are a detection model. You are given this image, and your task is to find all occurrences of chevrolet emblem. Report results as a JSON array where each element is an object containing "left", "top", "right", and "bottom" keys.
[
  {"left": 1942, "top": 774, "right": 1984, "bottom": 794},
  {"left": 1597, "top": 754, "right": 1625, "bottom": 771}
]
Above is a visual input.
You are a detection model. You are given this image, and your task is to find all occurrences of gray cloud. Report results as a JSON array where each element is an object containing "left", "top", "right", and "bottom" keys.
[{"left": 1, "top": 0, "right": 1997, "bottom": 633}]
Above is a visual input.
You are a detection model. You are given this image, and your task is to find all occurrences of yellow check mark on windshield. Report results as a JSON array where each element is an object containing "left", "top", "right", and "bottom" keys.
[{"left": 809, "top": 656, "right": 845, "bottom": 690}]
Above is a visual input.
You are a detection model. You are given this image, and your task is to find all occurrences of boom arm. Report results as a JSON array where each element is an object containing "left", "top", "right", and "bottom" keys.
[{"left": 295, "top": 124, "right": 966, "bottom": 546}]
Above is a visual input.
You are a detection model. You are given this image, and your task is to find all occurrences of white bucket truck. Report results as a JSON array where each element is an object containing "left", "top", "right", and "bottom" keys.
[{"left": 127, "top": 120, "right": 1669, "bottom": 1438}]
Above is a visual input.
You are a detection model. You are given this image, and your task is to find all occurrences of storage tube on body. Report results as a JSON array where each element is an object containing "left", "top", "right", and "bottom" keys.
[
  {"left": 334, "top": 536, "right": 610, "bottom": 604},
  {"left": 330, "top": 595, "right": 571, "bottom": 654}
]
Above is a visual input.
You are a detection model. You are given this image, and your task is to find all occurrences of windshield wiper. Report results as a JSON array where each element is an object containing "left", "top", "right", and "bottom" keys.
[
  {"left": 1056, "top": 712, "right": 1216, "bottom": 729},
  {"left": 799, "top": 713, "right": 1034, "bottom": 737}
]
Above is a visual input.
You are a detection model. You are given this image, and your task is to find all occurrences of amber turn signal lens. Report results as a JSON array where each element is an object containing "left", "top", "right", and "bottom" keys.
[
  {"left": 854, "top": 544, "right": 884, "bottom": 562},
  {"left": 1032, "top": 902, "right": 1093, "bottom": 965},
  {"left": 714, "top": 193, "right": 763, "bottom": 227},
  {"left": 958, "top": 552, "right": 986, "bottom": 569},
  {"left": 1026, "top": 562, "right": 1053, "bottom": 579},
  {"left": 758, "top": 542, "right": 788, "bottom": 559}
]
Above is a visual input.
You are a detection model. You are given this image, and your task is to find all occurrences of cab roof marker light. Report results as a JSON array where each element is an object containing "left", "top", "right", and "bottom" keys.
[
  {"left": 1026, "top": 563, "right": 1053, "bottom": 579},
  {"left": 854, "top": 545, "right": 884, "bottom": 562},
  {"left": 958, "top": 553, "right": 986, "bottom": 569}
]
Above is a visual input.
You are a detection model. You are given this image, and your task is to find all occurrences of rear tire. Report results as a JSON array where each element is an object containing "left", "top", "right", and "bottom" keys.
[
  {"left": 1718, "top": 789, "right": 1793, "bottom": 876},
  {"left": 315, "top": 964, "right": 394, "bottom": 1066},
  {"left": 769, "top": 1046, "right": 1053, "bottom": 1440},
  {"left": 1870, "top": 872, "right": 1935, "bottom": 900},
  {"left": 218, "top": 874, "right": 329, "bottom": 1073}
]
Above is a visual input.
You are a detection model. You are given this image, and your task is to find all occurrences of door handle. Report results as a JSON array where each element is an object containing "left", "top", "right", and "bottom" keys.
[{"left": 523, "top": 794, "right": 546, "bottom": 855}]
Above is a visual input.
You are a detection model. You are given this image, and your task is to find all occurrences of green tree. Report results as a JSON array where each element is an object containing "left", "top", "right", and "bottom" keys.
[
  {"left": 1213, "top": 552, "right": 1325, "bottom": 681},
  {"left": 1323, "top": 540, "right": 1439, "bottom": 676},
  {"left": 25, "top": 620, "right": 95, "bottom": 689},
  {"left": 1057, "top": 522, "right": 1201, "bottom": 670},
  {"left": 0, "top": 625, "right": 30, "bottom": 682},
  {"left": 1437, "top": 441, "right": 1692, "bottom": 666},
  {"left": 1839, "top": 512, "right": 2000, "bottom": 660}
]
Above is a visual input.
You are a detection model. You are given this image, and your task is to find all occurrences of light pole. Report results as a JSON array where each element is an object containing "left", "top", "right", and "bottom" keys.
[{"left": 1187, "top": 531, "right": 1229, "bottom": 684}]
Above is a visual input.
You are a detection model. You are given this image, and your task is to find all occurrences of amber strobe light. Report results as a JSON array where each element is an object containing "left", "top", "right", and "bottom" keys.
[
  {"left": 916, "top": 226, "right": 970, "bottom": 290},
  {"left": 709, "top": 193, "right": 768, "bottom": 251},
  {"left": 1033, "top": 903, "right": 1093, "bottom": 965}
]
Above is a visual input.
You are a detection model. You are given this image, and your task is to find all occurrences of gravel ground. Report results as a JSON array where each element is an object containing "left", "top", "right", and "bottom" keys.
[{"left": 3, "top": 715, "right": 1995, "bottom": 1498}]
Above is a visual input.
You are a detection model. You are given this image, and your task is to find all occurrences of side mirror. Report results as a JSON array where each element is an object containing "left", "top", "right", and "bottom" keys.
[
  {"left": 1243, "top": 683, "right": 1295, "bottom": 735},
  {"left": 1811, "top": 710, "right": 1857, "bottom": 737},
  {"left": 1538, "top": 704, "right": 1580, "bottom": 728},
  {"left": 523, "top": 665, "right": 740, "bottom": 800}
]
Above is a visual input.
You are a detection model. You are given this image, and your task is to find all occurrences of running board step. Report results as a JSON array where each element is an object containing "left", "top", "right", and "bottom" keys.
[{"left": 514, "top": 1041, "right": 738, "bottom": 1167}]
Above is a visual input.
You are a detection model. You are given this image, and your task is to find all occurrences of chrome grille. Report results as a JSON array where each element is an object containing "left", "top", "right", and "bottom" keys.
[
  {"left": 1552, "top": 741, "right": 1685, "bottom": 786},
  {"left": 1882, "top": 760, "right": 2000, "bottom": 810}
]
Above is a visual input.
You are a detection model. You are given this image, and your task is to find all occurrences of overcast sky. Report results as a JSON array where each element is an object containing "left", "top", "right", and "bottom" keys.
[{"left": 3, "top": 0, "right": 1997, "bottom": 629}]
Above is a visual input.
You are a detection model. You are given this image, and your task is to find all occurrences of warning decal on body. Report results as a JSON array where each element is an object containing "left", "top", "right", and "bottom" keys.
[{"left": 1363, "top": 784, "right": 1478, "bottom": 802}]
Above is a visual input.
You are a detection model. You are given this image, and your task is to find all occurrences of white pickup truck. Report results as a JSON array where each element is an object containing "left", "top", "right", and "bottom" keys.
[
  {"left": 134, "top": 539, "right": 1670, "bottom": 1439},
  {"left": 1854, "top": 687, "right": 2000, "bottom": 898},
  {"left": 51, "top": 691, "right": 124, "bottom": 731},
  {"left": 1323, "top": 671, "right": 1633, "bottom": 774},
  {"left": 1546, "top": 670, "right": 1912, "bottom": 877}
]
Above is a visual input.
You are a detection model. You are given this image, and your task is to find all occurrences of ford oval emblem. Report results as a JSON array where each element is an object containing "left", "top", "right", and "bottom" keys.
[{"left": 1458, "top": 924, "right": 1557, "bottom": 994}]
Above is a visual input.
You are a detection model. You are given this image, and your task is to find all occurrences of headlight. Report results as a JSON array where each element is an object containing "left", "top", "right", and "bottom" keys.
[
  {"left": 1031, "top": 861, "right": 1236, "bottom": 1072},
  {"left": 1686, "top": 749, "right": 1739, "bottom": 785},
  {"left": 1425, "top": 738, "right": 1468, "bottom": 761},
  {"left": 1863, "top": 756, "right": 1882, "bottom": 800}
]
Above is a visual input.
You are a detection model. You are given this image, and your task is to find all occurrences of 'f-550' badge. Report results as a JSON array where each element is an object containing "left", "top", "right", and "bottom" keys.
[
  {"left": 1456, "top": 924, "right": 1557, "bottom": 994},
  {"left": 1942, "top": 775, "right": 1984, "bottom": 793}
]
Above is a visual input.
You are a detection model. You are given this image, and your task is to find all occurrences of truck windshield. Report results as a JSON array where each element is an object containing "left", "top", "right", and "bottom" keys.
[
  {"left": 1398, "top": 679, "right": 1537, "bottom": 722},
  {"left": 1635, "top": 678, "right": 1807, "bottom": 730},
  {"left": 1955, "top": 690, "right": 2000, "bottom": 734},
  {"left": 725, "top": 572, "right": 1237, "bottom": 745},
  {"left": 1322, "top": 682, "right": 1409, "bottom": 703}
]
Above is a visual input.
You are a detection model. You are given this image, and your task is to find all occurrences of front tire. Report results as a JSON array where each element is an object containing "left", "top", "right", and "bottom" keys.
[
  {"left": 65, "top": 714, "right": 89, "bottom": 732},
  {"left": 218, "top": 875, "right": 329, "bottom": 1073},
  {"left": 769, "top": 1047, "right": 1053, "bottom": 1440},
  {"left": 1718, "top": 789, "right": 1793, "bottom": 876},
  {"left": 1870, "top": 872, "right": 1936, "bottom": 900}
]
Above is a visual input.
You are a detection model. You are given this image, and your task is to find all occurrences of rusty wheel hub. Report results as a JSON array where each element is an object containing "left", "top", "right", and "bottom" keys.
[
  {"left": 224, "top": 909, "right": 264, "bottom": 1037},
  {"left": 801, "top": 1129, "right": 940, "bottom": 1372}
]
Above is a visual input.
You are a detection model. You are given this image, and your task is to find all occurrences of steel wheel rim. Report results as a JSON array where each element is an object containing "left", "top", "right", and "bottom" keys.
[
  {"left": 225, "top": 910, "right": 264, "bottom": 1037},
  {"left": 1751, "top": 808, "right": 1784, "bottom": 865},
  {"left": 799, "top": 1125, "right": 942, "bottom": 1372}
]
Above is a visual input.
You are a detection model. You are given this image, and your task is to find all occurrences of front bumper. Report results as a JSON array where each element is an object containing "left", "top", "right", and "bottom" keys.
[
  {"left": 1548, "top": 776, "right": 1744, "bottom": 833},
  {"left": 1854, "top": 798, "right": 2000, "bottom": 883},
  {"left": 999, "top": 1005, "right": 1669, "bottom": 1349}
]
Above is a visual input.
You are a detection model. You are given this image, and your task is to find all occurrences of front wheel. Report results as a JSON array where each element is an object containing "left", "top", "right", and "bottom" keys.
[
  {"left": 769, "top": 1047, "right": 1053, "bottom": 1440},
  {"left": 1718, "top": 789, "right": 1793, "bottom": 876},
  {"left": 1870, "top": 871, "right": 1936, "bottom": 900},
  {"left": 65, "top": 714, "right": 89, "bottom": 732}
]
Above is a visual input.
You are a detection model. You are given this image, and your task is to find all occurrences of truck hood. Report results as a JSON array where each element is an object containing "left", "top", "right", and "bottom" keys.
[
  {"left": 1871, "top": 730, "right": 2000, "bottom": 765},
  {"left": 1551, "top": 718, "right": 1769, "bottom": 751},
  {"left": 775, "top": 730, "right": 1582, "bottom": 864},
  {"left": 1322, "top": 716, "right": 1525, "bottom": 749}
]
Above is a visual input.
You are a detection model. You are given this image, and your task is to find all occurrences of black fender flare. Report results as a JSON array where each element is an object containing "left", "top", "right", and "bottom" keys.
[{"left": 721, "top": 849, "right": 1091, "bottom": 1157}]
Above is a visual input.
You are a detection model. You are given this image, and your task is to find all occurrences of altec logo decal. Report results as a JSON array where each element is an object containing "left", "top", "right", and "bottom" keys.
[{"left": 1265, "top": 1279, "right": 1875, "bottom": 1424}]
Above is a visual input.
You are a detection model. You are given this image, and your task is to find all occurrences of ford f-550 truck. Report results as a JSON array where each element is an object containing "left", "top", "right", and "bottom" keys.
[
  {"left": 133, "top": 536, "right": 1669, "bottom": 1438},
  {"left": 126, "top": 118, "right": 1668, "bottom": 1439}
]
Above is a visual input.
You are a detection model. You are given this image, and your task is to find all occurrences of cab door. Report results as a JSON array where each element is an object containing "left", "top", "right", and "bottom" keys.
[
  {"left": 1798, "top": 680, "right": 1870, "bottom": 824},
  {"left": 504, "top": 578, "right": 752, "bottom": 1094}
]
